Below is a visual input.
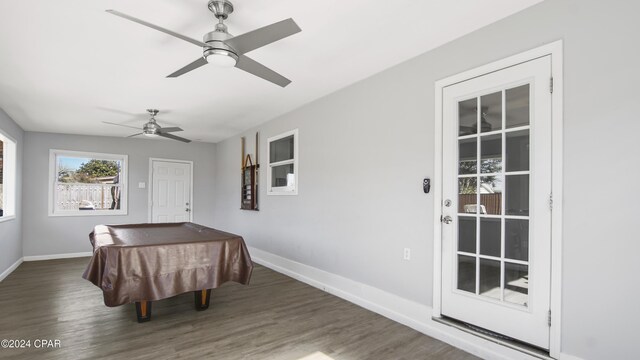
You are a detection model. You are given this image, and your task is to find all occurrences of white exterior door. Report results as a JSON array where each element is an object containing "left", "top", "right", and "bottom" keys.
[
  {"left": 441, "top": 56, "right": 552, "bottom": 349},
  {"left": 150, "top": 160, "right": 192, "bottom": 223}
]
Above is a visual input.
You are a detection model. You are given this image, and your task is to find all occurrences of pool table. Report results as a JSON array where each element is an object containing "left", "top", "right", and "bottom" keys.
[{"left": 82, "top": 222, "right": 253, "bottom": 322}]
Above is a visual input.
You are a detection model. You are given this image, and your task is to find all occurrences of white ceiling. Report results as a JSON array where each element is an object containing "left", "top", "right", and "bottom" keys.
[{"left": 0, "top": 0, "right": 542, "bottom": 143}]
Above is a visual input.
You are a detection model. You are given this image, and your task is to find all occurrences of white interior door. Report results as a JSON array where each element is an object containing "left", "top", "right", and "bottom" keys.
[
  {"left": 151, "top": 160, "right": 192, "bottom": 223},
  {"left": 441, "top": 56, "right": 552, "bottom": 349}
]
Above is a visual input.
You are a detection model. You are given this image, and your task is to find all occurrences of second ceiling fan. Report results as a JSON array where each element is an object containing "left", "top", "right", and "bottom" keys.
[
  {"left": 107, "top": 0, "right": 301, "bottom": 87},
  {"left": 103, "top": 109, "right": 192, "bottom": 143}
]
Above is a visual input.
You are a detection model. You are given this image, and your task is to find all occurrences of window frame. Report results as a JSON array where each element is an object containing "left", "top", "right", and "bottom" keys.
[
  {"left": 48, "top": 149, "right": 128, "bottom": 217},
  {"left": 0, "top": 129, "right": 17, "bottom": 223},
  {"left": 266, "top": 129, "right": 298, "bottom": 196}
]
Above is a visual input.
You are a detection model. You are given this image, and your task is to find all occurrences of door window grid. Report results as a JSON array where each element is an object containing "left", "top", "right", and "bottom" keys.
[{"left": 456, "top": 85, "right": 530, "bottom": 307}]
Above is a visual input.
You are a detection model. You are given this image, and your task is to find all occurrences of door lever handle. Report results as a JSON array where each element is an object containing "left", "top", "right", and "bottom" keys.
[
  {"left": 442, "top": 215, "right": 453, "bottom": 224},
  {"left": 185, "top": 208, "right": 191, "bottom": 212}
]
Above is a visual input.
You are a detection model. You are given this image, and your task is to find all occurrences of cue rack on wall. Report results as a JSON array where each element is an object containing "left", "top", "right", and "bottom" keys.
[{"left": 241, "top": 133, "right": 259, "bottom": 211}]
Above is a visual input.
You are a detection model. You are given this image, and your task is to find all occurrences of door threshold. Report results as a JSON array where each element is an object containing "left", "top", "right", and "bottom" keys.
[{"left": 433, "top": 316, "right": 553, "bottom": 360}]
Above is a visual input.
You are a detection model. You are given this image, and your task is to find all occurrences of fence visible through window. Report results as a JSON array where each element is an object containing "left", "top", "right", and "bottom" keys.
[{"left": 55, "top": 183, "right": 122, "bottom": 211}]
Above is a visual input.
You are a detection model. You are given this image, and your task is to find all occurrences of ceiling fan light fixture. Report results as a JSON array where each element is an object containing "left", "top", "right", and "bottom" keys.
[
  {"left": 143, "top": 119, "right": 160, "bottom": 137},
  {"left": 204, "top": 49, "right": 238, "bottom": 67}
]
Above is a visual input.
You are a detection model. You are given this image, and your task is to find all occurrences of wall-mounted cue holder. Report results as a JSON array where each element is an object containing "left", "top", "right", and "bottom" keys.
[{"left": 240, "top": 133, "right": 259, "bottom": 211}]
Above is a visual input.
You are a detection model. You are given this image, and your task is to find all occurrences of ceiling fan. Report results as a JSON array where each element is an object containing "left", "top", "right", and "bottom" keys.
[
  {"left": 106, "top": 0, "right": 301, "bottom": 87},
  {"left": 103, "top": 109, "right": 192, "bottom": 143}
]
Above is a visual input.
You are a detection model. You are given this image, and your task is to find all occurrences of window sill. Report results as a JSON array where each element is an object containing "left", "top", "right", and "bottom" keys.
[
  {"left": 267, "top": 190, "right": 298, "bottom": 196},
  {"left": 48, "top": 211, "right": 128, "bottom": 217},
  {"left": 0, "top": 215, "right": 16, "bottom": 224}
]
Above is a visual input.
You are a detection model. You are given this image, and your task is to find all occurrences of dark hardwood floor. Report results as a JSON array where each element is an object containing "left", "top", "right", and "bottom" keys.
[{"left": 0, "top": 258, "right": 477, "bottom": 360}]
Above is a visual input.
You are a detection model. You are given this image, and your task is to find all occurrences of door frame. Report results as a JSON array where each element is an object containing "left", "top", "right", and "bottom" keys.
[
  {"left": 432, "top": 40, "right": 563, "bottom": 358},
  {"left": 148, "top": 158, "right": 194, "bottom": 223}
]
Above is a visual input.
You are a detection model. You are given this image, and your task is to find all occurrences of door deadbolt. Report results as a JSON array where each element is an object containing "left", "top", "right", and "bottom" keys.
[{"left": 444, "top": 199, "right": 452, "bottom": 207}]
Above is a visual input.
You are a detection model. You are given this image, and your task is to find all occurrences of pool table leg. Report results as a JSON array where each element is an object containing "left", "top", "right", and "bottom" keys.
[
  {"left": 194, "top": 289, "right": 212, "bottom": 311},
  {"left": 135, "top": 301, "right": 152, "bottom": 323}
]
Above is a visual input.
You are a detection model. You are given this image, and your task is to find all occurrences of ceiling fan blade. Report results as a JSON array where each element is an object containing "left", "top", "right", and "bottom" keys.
[
  {"left": 225, "top": 19, "right": 302, "bottom": 55},
  {"left": 158, "top": 132, "right": 192, "bottom": 143},
  {"left": 98, "top": 107, "right": 173, "bottom": 116},
  {"left": 158, "top": 127, "right": 183, "bottom": 133},
  {"left": 225, "top": 18, "right": 301, "bottom": 55},
  {"left": 106, "top": 10, "right": 208, "bottom": 48},
  {"left": 167, "top": 57, "right": 208, "bottom": 78},
  {"left": 235, "top": 55, "right": 291, "bottom": 87},
  {"left": 96, "top": 107, "right": 141, "bottom": 117},
  {"left": 102, "top": 121, "right": 142, "bottom": 130},
  {"left": 127, "top": 133, "right": 143, "bottom": 138}
]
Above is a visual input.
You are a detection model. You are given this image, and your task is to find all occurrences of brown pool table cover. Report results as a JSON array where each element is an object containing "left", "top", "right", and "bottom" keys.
[{"left": 82, "top": 222, "right": 253, "bottom": 307}]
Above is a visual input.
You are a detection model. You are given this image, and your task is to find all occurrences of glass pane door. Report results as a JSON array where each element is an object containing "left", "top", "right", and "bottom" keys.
[
  {"left": 440, "top": 54, "right": 552, "bottom": 349},
  {"left": 456, "top": 85, "right": 531, "bottom": 306}
]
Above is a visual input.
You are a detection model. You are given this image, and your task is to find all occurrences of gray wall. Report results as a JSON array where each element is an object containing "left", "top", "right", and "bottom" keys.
[
  {"left": 212, "top": 0, "right": 640, "bottom": 358},
  {"left": 0, "top": 109, "right": 24, "bottom": 275},
  {"left": 23, "top": 132, "right": 216, "bottom": 256}
]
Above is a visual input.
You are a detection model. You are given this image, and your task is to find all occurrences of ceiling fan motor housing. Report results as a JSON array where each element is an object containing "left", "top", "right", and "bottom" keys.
[
  {"left": 144, "top": 110, "right": 161, "bottom": 135},
  {"left": 143, "top": 121, "right": 160, "bottom": 135},
  {"left": 203, "top": 30, "right": 238, "bottom": 63}
]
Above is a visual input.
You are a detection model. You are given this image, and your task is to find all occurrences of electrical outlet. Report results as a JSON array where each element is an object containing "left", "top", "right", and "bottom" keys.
[{"left": 403, "top": 248, "right": 411, "bottom": 261}]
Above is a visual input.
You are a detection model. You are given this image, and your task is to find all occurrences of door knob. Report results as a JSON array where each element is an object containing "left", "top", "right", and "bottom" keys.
[
  {"left": 185, "top": 208, "right": 191, "bottom": 212},
  {"left": 442, "top": 215, "right": 453, "bottom": 224}
]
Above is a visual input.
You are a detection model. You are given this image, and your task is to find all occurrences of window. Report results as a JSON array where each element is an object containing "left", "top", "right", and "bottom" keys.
[
  {"left": 267, "top": 129, "right": 298, "bottom": 195},
  {"left": 0, "top": 130, "right": 17, "bottom": 221},
  {"left": 49, "top": 150, "right": 128, "bottom": 216}
]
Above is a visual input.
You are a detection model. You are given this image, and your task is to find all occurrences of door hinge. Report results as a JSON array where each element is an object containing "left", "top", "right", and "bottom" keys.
[
  {"left": 550, "top": 77, "right": 554, "bottom": 93},
  {"left": 549, "top": 193, "right": 553, "bottom": 211},
  {"left": 548, "top": 310, "right": 552, "bottom": 327}
]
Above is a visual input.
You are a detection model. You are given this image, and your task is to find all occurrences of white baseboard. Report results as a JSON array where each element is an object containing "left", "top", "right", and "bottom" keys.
[
  {"left": 23, "top": 252, "right": 92, "bottom": 261},
  {"left": 0, "top": 257, "right": 23, "bottom": 282},
  {"left": 248, "top": 246, "right": 581, "bottom": 360},
  {"left": 1, "top": 252, "right": 93, "bottom": 281},
  {"left": 558, "top": 354, "right": 583, "bottom": 360}
]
